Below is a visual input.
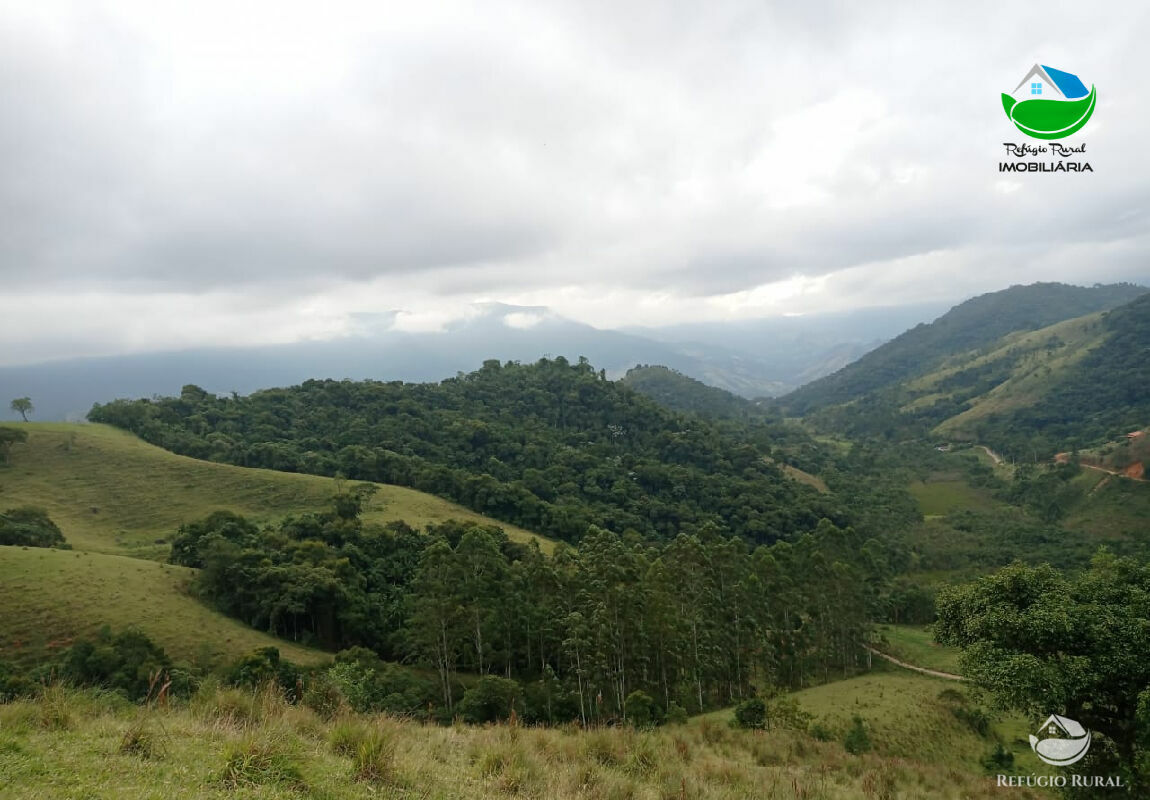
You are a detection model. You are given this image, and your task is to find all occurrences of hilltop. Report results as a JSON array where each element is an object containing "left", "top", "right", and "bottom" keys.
[
  {"left": 0, "top": 423, "right": 548, "bottom": 558},
  {"left": 88, "top": 358, "right": 844, "bottom": 545}
]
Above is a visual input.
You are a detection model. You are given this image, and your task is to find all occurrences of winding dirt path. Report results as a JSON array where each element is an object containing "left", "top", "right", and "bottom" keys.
[
  {"left": 977, "top": 445, "right": 1003, "bottom": 466},
  {"left": 864, "top": 645, "right": 965, "bottom": 682}
]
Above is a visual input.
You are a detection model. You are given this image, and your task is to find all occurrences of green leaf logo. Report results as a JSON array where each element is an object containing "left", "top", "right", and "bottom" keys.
[{"left": 1002, "top": 64, "right": 1096, "bottom": 140}]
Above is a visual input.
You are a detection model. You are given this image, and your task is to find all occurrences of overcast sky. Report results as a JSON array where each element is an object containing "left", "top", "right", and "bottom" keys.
[{"left": 2, "top": 0, "right": 1148, "bottom": 364}]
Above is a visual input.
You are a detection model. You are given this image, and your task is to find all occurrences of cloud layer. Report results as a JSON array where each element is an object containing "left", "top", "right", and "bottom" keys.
[{"left": 2, "top": 0, "right": 1149, "bottom": 363}]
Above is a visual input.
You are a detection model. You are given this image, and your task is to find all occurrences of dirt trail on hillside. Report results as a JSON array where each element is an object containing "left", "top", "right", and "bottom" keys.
[
  {"left": 977, "top": 445, "right": 1004, "bottom": 465},
  {"left": 1056, "top": 458, "right": 1150, "bottom": 484},
  {"left": 863, "top": 645, "right": 964, "bottom": 682}
]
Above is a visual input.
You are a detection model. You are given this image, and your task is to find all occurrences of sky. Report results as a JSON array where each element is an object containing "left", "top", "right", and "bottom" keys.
[{"left": 1, "top": 0, "right": 1149, "bottom": 365}]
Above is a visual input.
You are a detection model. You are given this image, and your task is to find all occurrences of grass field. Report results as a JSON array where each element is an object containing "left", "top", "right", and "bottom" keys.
[
  {"left": 0, "top": 546, "right": 328, "bottom": 669},
  {"left": 908, "top": 478, "right": 994, "bottom": 517},
  {"left": 0, "top": 681, "right": 1048, "bottom": 799},
  {"left": 789, "top": 668, "right": 1044, "bottom": 776},
  {"left": 0, "top": 423, "right": 551, "bottom": 558},
  {"left": 873, "top": 624, "right": 961, "bottom": 674}
]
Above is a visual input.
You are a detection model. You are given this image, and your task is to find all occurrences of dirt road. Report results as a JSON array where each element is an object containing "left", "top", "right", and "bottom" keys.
[{"left": 863, "top": 645, "right": 964, "bottom": 682}]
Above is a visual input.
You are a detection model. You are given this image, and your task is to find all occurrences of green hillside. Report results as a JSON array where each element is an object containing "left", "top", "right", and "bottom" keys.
[
  {"left": 622, "top": 364, "right": 758, "bottom": 418},
  {"left": 0, "top": 546, "right": 327, "bottom": 668},
  {"left": 88, "top": 358, "right": 845, "bottom": 545},
  {"left": 782, "top": 281, "right": 1145, "bottom": 415},
  {"left": 0, "top": 423, "right": 549, "bottom": 558}
]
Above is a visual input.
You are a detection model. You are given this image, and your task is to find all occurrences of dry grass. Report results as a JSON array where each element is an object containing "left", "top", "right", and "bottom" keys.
[{"left": 0, "top": 683, "right": 1052, "bottom": 799}]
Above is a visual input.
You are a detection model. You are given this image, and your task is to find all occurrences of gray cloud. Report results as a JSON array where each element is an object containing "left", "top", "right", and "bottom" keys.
[{"left": 1, "top": 0, "right": 1149, "bottom": 362}]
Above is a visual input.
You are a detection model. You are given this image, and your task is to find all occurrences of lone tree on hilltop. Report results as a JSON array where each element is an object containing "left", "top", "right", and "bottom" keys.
[{"left": 9, "top": 397, "right": 32, "bottom": 422}]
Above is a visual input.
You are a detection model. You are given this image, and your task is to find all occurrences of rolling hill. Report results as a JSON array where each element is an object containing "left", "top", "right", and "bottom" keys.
[
  {"left": 782, "top": 282, "right": 1147, "bottom": 415},
  {"left": 0, "top": 546, "right": 328, "bottom": 668},
  {"left": 0, "top": 423, "right": 550, "bottom": 559}
]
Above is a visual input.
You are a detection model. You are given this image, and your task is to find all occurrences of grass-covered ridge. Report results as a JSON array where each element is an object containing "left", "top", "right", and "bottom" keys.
[
  {"left": 0, "top": 546, "right": 327, "bottom": 668},
  {"left": 0, "top": 422, "right": 548, "bottom": 557},
  {"left": 0, "top": 680, "right": 1047, "bottom": 799}
]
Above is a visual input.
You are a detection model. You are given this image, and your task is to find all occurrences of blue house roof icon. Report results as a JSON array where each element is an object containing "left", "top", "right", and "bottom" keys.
[{"left": 1012, "top": 64, "right": 1089, "bottom": 100}]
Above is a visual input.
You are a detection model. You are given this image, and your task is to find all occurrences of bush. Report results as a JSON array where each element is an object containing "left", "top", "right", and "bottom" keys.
[
  {"left": 808, "top": 720, "right": 835, "bottom": 741},
  {"left": 766, "top": 695, "right": 812, "bottom": 731},
  {"left": 665, "top": 701, "right": 688, "bottom": 725},
  {"left": 843, "top": 715, "right": 872, "bottom": 755},
  {"left": 227, "top": 647, "right": 301, "bottom": 698},
  {"left": 458, "top": 675, "right": 523, "bottom": 724},
  {"left": 733, "top": 697, "right": 766, "bottom": 730},
  {"left": 353, "top": 729, "right": 396, "bottom": 784},
  {"left": 981, "top": 742, "right": 1015, "bottom": 772},
  {"left": 58, "top": 627, "right": 173, "bottom": 701},
  {"left": 624, "top": 690, "right": 655, "bottom": 727},
  {"left": 0, "top": 507, "right": 67, "bottom": 548},
  {"left": 220, "top": 735, "right": 305, "bottom": 789}
]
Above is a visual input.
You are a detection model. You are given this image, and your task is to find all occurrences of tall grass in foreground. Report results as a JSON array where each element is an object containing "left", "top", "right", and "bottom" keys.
[{"left": 0, "top": 683, "right": 1047, "bottom": 799}]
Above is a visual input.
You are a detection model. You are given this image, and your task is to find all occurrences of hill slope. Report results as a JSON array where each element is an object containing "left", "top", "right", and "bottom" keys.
[
  {"left": 782, "top": 282, "right": 1146, "bottom": 415},
  {"left": 0, "top": 423, "right": 549, "bottom": 558},
  {"left": 88, "top": 358, "right": 843, "bottom": 544},
  {"left": 0, "top": 546, "right": 327, "bottom": 668}
]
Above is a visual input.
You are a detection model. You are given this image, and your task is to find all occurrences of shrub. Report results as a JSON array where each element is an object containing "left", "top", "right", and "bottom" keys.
[
  {"left": 353, "top": 729, "right": 396, "bottom": 784},
  {"left": 58, "top": 628, "right": 173, "bottom": 701},
  {"left": 0, "top": 507, "right": 67, "bottom": 548},
  {"left": 981, "top": 742, "right": 1015, "bottom": 772},
  {"left": 624, "top": 690, "right": 655, "bottom": 728},
  {"left": 766, "top": 695, "right": 812, "bottom": 731},
  {"left": 733, "top": 697, "right": 766, "bottom": 729},
  {"left": 842, "top": 715, "right": 872, "bottom": 755},
  {"left": 808, "top": 720, "right": 835, "bottom": 741},
  {"left": 458, "top": 675, "right": 523, "bottom": 724},
  {"left": 220, "top": 735, "right": 305, "bottom": 789},
  {"left": 328, "top": 718, "right": 369, "bottom": 756},
  {"left": 227, "top": 647, "right": 302, "bottom": 699},
  {"left": 665, "top": 701, "right": 688, "bottom": 725}
]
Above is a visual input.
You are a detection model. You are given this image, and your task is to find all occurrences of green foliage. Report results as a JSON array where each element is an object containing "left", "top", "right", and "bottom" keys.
[
  {"left": 0, "top": 507, "right": 67, "bottom": 548},
  {"left": 458, "top": 675, "right": 523, "bottom": 724},
  {"left": 842, "top": 715, "right": 872, "bottom": 754},
  {"left": 352, "top": 728, "right": 397, "bottom": 784},
  {"left": 665, "top": 701, "right": 688, "bottom": 725},
  {"left": 733, "top": 697, "right": 766, "bottom": 729},
  {"left": 623, "top": 689, "right": 655, "bottom": 727},
  {"left": 226, "top": 647, "right": 301, "bottom": 698},
  {"left": 980, "top": 742, "right": 1015, "bottom": 772},
  {"left": 936, "top": 552, "right": 1150, "bottom": 790},
  {"left": 9, "top": 397, "right": 33, "bottom": 422},
  {"left": 0, "top": 425, "right": 26, "bottom": 463},
  {"left": 89, "top": 357, "right": 845, "bottom": 546},
  {"left": 219, "top": 735, "right": 305, "bottom": 790},
  {"left": 58, "top": 627, "right": 175, "bottom": 701},
  {"left": 784, "top": 282, "right": 1146, "bottom": 415}
]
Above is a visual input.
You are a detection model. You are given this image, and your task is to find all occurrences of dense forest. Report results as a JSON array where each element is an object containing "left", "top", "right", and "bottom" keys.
[
  {"left": 89, "top": 358, "right": 844, "bottom": 545},
  {"left": 167, "top": 491, "right": 904, "bottom": 722}
]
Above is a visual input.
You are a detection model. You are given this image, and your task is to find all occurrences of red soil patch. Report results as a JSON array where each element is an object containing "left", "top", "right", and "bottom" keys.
[{"left": 1124, "top": 462, "right": 1145, "bottom": 480}]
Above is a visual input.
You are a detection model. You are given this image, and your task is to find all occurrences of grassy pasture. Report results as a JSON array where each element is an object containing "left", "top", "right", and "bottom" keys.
[{"left": 0, "top": 546, "right": 328, "bottom": 669}]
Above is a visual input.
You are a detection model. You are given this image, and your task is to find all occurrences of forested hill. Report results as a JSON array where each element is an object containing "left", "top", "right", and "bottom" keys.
[
  {"left": 965, "top": 291, "right": 1150, "bottom": 456},
  {"left": 622, "top": 365, "right": 757, "bottom": 419},
  {"left": 781, "top": 282, "right": 1147, "bottom": 414},
  {"left": 89, "top": 357, "right": 844, "bottom": 544}
]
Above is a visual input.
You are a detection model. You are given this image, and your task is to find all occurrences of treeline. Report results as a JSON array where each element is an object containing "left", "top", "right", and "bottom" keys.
[
  {"left": 0, "top": 507, "right": 68, "bottom": 548},
  {"left": 170, "top": 495, "right": 908, "bottom": 722},
  {"left": 89, "top": 357, "right": 844, "bottom": 545}
]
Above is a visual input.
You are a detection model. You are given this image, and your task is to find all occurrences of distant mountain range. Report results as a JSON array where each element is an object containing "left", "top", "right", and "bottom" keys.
[{"left": 0, "top": 301, "right": 945, "bottom": 421}]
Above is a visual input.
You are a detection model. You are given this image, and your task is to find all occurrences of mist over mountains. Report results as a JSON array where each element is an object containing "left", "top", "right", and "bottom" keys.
[{"left": 1, "top": 301, "right": 945, "bottom": 421}]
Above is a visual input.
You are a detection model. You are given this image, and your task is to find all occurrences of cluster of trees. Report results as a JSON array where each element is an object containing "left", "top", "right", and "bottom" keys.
[
  {"left": 0, "top": 507, "right": 67, "bottom": 548},
  {"left": 170, "top": 496, "right": 904, "bottom": 723},
  {"left": 89, "top": 358, "right": 844, "bottom": 545},
  {"left": 937, "top": 552, "right": 1150, "bottom": 793}
]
